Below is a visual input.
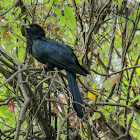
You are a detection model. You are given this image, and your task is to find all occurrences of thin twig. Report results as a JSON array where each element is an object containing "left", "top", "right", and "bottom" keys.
[
  {"left": 56, "top": 110, "right": 75, "bottom": 140},
  {"left": 0, "top": 68, "right": 42, "bottom": 88},
  {"left": 32, "top": 71, "right": 57, "bottom": 121},
  {"left": 0, "top": 0, "right": 19, "bottom": 16},
  {"left": 90, "top": 65, "right": 140, "bottom": 76}
]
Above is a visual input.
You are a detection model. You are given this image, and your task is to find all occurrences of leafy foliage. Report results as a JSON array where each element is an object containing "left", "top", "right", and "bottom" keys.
[{"left": 0, "top": 0, "right": 140, "bottom": 139}]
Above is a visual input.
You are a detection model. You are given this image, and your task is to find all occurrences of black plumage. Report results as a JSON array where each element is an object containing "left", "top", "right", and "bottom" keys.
[{"left": 24, "top": 24, "right": 90, "bottom": 118}]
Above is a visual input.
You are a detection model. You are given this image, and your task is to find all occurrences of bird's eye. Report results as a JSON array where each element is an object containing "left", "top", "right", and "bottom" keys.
[{"left": 33, "top": 26, "right": 36, "bottom": 29}]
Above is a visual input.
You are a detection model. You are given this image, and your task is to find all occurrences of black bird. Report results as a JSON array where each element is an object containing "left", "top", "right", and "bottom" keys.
[{"left": 23, "top": 24, "right": 90, "bottom": 118}]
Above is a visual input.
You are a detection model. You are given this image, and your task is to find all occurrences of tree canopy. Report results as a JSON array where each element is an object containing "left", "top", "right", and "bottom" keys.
[{"left": 0, "top": 0, "right": 140, "bottom": 139}]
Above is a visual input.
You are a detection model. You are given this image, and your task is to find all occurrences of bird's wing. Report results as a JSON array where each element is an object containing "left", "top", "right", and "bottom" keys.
[{"left": 33, "top": 38, "right": 87, "bottom": 75}]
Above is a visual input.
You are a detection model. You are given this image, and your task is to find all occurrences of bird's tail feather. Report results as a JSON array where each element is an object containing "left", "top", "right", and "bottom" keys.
[{"left": 66, "top": 71, "right": 83, "bottom": 118}]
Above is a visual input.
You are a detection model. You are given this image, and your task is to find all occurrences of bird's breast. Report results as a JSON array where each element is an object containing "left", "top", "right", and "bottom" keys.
[{"left": 30, "top": 40, "right": 49, "bottom": 64}]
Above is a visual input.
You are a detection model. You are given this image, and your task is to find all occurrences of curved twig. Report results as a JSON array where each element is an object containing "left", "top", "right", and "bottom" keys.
[
  {"left": 0, "top": 68, "right": 42, "bottom": 88},
  {"left": 91, "top": 65, "right": 140, "bottom": 76},
  {"left": 0, "top": 0, "right": 19, "bottom": 16},
  {"left": 56, "top": 110, "right": 75, "bottom": 140}
]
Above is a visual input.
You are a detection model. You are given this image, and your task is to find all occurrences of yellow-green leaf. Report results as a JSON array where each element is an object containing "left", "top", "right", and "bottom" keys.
[{"left": 103, "top": 74, "right": 120, "bottom": 91}]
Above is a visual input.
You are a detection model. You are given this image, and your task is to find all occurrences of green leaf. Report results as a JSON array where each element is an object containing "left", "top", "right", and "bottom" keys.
[
  {"left": 75, "top": 0, "right": 80, "bottom": 4},
  {"left": 118, "top": 0, "right": 122, "bottom": 7},
  {"left": 64, "top": 6, "right": 75, "bottom": 21},
  {"left": 54, "top": 8, "right": 66, "bottom": 24},
  {"left": 52, "top": 0, "right": 58, "bottom": 4},
  {"left": 103, "top": 74, "right": 120, "bottom": 91},
  {"left": 130, "top": 94, "right": 140, "bottom": 103},
  {"left": 17, "top": 8, "right": 21, "bottom": 15},
  {"left": 20, "top": 15, "right": 26, "bottom": 19},
  {"left": 92, "top": 112, "right": 101, "bottom": 121},
  {"left": 136, "top": 68, "right": 140, "bottom": 76},
  {"left": 0, "top": 106, "right": 15, "bottom": 128},
  {"left": 61, "top": 134, "right": 66, "bottom": 139},
  {"left": 64, "top": 6, "right": 76, "bottom": 29}
]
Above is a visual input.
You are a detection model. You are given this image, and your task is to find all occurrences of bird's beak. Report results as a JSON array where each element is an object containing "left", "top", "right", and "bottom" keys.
[{"left": 21, "top": 24, "right": 31, "bottom": 29}]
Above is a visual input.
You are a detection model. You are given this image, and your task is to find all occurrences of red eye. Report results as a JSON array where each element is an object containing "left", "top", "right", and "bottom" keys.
[{"left": 33, "top": 26, "right": 36, "bottom": 29}]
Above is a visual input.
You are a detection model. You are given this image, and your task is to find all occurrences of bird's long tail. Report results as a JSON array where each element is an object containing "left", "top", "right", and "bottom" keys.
[{"left": 66, "top": 71, "right": 83, "bottom": 118}]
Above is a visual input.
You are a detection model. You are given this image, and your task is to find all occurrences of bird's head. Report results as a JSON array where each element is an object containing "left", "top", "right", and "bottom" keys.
[{"left": 22, "top": 24, "right": 45, "bottom": 39}]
